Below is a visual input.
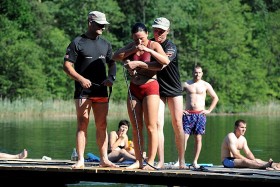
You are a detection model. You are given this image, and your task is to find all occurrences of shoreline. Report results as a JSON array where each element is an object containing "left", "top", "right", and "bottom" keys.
[{"left": 0, "top": 111, "right": 279, "bottom": 120}]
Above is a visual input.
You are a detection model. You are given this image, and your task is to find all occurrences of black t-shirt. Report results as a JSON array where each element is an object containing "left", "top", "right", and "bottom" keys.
[
  {"left": 156, "top": 39, "right": 182, "bottom": 97},
  {"left": 64, "top": 34, "right": 113, "bottom": 98}
]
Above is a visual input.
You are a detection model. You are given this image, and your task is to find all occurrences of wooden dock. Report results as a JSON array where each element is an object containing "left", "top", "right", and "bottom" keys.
[{"left": 0, "top": 159, "right": 279, "bottom": 186}]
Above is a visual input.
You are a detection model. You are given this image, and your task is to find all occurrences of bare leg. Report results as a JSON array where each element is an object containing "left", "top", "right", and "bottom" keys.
[
  {"left": 155, "top": 98, "right": 165, "bottom": 169},
  {"left": 18, "top": 149, "right": 28, "bottom": 159},
  {"left": 119, "top": 149, "right": 136, "bottom": 161},
  {"left": 93, "top": 102, "right": 118, "bottom": 168},
  {"left": 108, "top": 151, "right": 123, "bottom": 163},
  {"left": 72, "top": 99, "right": 90, "bottom": 169},
  {"left": 235, "top": 158, "right": 272, "bottom": 169},
  {"left": 0, "top": 149, "right": 28, "bottom": 159},
  {"left": 108, "top": 149, "right": 136, "bottom": 163},
  {"left": 168, "top": 96, "right": 186, "bottom": 169},
  {"left": 126, "top": 96, "right": 144, "bottom": 169},
  {"left": 172, "top": 133, "right": 190, "bottom": 166},
  {"left": 171, "top": 133, "right": 191, "bottom": 167},
  {"left": 142, "top": 95, "right": 159, "bottom": 170},
  {"left": 193, "top": 134, "right": 202, "bottom": 168},
  {"left": 183, "top": 134, "right": 190, "bottom": 165}
]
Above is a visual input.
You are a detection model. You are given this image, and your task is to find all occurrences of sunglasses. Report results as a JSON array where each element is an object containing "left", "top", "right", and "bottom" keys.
[
  {"left": 153, "top": 28, "right": 166, "bottom": 35},
  {"left": 91, "top": 21, "right": 105, "bottom": 28}
]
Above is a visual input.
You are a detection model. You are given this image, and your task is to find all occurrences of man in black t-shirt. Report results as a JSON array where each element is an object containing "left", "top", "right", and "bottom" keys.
[
  {"left": 151, "top": 17, "right": 186, "bottom": 169},
  {"left": 63, "top": 11, "right": 117, "bottom": 169}
]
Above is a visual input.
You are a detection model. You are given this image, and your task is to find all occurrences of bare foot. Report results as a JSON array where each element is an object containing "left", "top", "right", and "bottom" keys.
[
  {"left": 125, "top": 161, "right": 142, "bottom": 169},
  {"left": 18, "top": 149, "right": 28, "bottom": 159},
  {"left": 179, "top": 162, "right": 187, "bottom": 169},
  {"left": 142, "top": 160, "right": 155, "bottom": 170},
  {"left": 271, "top": 162, "right": 280, "bottom": 170},
  {"left": 143, "top": 164, "right": 156, "bottom": 170},
  {"left": 173, "top": 161, "right": 179, "bottom": 167},
  {"left": 71, "top": 160, "right": 85, "bottom": 169},
  {"left": 155, "top": 162, "right": 164, "bottom": 169},
  {"left": 99, "top": 159, "right": 119, "bottom": 168},
  {"left": 192, "top": 163, "right": 200, "bottom": 169}
]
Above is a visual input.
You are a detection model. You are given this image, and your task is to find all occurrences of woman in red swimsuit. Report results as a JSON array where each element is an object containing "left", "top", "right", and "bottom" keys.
[{"left": 113, "top": 22, "right": 169, "bottom": 170}]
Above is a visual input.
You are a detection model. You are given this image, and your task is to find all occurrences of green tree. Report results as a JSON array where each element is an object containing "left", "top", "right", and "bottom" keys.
[
  {"left": 0, "top": 0, "right": 279, "bottom": 111},
  {"left": 0, "top": 16, "right": 48, "bottom": 100}
]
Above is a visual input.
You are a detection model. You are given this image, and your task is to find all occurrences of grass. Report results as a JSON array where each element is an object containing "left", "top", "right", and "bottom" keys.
[{"left": 0, "top": 98, "right": 279, "bottom": 119}]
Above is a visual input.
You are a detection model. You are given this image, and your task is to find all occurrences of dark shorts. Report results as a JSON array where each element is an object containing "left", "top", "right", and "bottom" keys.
[
  {"left": 129, "top": 81, "right": 159, "bottom": 101},
  {"left": 222, "top": 157, "right": 235, "bottom": 168},
  {"left": 74, "top": 85, "right": 108, "bottom": 101},
  {"left": 182, "top": 110, "right": 206, "bottom": 135}
]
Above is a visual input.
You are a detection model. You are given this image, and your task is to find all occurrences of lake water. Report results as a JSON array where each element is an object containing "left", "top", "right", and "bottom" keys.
[{"left": 1, "top": 115, "right": 279, "bottom": 186}]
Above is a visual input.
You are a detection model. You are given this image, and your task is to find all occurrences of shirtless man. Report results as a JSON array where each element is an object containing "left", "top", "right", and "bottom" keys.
[
  {"left": 221, "top": 119, "right": 280, "bottom": 170},
  {"left": 181, "top": 65, "right": 219, "bottom": 169},
  {"left": 0, "top": 149, "right": 28, "bottom": 159}
]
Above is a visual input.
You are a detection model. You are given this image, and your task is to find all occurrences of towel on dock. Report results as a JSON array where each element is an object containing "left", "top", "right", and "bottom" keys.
[
  {"left": 85, "top": 153, "right": 100, "bottom": 162},
  {"left": 187, "top": 163, "right": 213, "bottom": 167},
  {"left": 172, "top": 162, "right": 213, "bottom": 167}
]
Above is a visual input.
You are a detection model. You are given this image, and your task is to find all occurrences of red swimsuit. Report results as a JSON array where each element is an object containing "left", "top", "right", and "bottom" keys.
[
  {"left": 129, "top": 40, "right": 159, "bottom": 101},
  {"left": 132, "top": 41, "right": 152, "bottom": 62}
]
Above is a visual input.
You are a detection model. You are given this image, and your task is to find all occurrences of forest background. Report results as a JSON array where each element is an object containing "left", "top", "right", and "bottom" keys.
[{"left": 0, "top": 0, "right": 279, "bottom": 115}]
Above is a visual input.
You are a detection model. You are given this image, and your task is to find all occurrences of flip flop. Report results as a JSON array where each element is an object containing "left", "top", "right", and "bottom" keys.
[
  {"left": 188, "top": 163, "right": 199, "bottom": 169},
  {"left": 190, "top": 165, "right": 209, "bottom": 172}
]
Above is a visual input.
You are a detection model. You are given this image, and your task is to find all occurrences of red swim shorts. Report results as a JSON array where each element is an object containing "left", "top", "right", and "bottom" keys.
[{"left": 129, "top": 81, "right": 159, "bottom": 101}]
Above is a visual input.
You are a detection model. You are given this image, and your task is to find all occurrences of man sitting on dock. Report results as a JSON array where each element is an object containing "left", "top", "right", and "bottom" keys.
[
  {"left": 221, "top": 119, "right": 280, "bottom": 170},
  {"left": 0, "top": 149, "right": 28, "bottom": 159}
]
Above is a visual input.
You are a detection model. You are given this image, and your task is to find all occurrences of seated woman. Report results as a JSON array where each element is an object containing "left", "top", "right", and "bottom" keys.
[{"left": 108, "top": 119, "right": 136, "bottom": 163}]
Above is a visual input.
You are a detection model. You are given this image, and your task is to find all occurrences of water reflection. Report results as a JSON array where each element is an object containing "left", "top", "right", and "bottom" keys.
[{"left": 0, "top": 115, "right": 279, "bottom": 186}]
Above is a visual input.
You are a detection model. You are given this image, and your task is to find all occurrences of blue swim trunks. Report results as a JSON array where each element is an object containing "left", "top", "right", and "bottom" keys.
[
  {"left": 182, "top": 111, "right": 206, "bottom": 135},
  {"left": 222, "top": 157, "right": 235, "bottom": 168}
]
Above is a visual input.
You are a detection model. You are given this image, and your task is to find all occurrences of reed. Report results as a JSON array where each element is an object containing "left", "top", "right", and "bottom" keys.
[
  {"left": 0, "top": 98, "right": 279, "bottom": 118},
  {"left": 246, "top": 101, "right": 280, "bottom": 115}
]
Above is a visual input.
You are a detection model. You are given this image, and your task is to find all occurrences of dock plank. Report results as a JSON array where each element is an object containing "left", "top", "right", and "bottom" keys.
[{"left": 0, "top": 159, "right": 279, "bottom": 186}]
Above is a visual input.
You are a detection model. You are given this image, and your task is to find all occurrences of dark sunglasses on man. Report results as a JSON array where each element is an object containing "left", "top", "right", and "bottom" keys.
[{"left": 91, "top": 21, "right": 105, "bottom": 28}]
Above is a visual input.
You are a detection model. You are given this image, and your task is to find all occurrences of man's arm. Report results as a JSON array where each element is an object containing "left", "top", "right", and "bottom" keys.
[
  {"left": 205, "top": 82, "right": 219, "bottom": 113},
  {"left": 103, "top": 60, "right": 116, "bottom": 86},
  {"left": 113, "top": 43, "right": 137, "bottom": 61},
  {"left": 242, "top": 139, "right": 256, "bottom": 160},
  {"left": 124, "top": 41, "right": 175, "bottom": 71},
  {"left": 133, "top": 42, "right": 175, "bottom": 71},
  {"left": 124, "top": 60, "right": 165, "bottom": 71},
  {"left": 63, "top": 61, "right": 91, "bottom": 89}
]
